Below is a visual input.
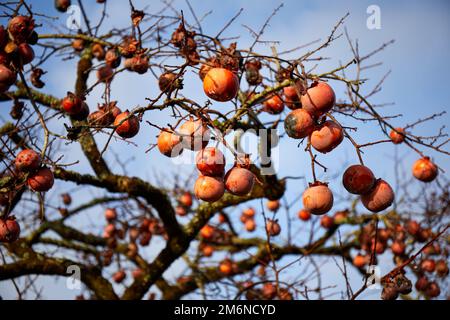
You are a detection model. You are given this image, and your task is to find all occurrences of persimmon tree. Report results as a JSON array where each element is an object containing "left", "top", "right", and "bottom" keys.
[{"left": 0, "top": 1, "right": 449, "bottom": 300}]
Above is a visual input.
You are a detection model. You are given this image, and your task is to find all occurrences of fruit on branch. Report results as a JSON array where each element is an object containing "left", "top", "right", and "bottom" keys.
[
  {"left": 262, "top": 283, "right": 277, "bottom": 299},
  {"left": 176, "top": 205, "right": 187, "bottom": 216},
  {"left": 244, "top": 59, "right": 262, "bottom": 86},
  {"left": 194, "top": 175, "right": 224, "bottom": 202},
  {"left": 0, "top": 217, "right": 20, "bottom": 243},
  {"left": 91, "top": 43, "right": 105, "bottom": 60},
  {"left": 203, "top": 68, "right": 239, "bottom": 102},
  {"left": 265, "top": 219, "right": 281, "bottom": 236},
  {"left": 96, "top": 65, "right": 114, "bottom": 83},
  {"left": 245, "top": 219, "right": 256, "bottom": 232},
  {"left": 309, "top": 120, "right": 343, "bottom": 153},
  {"left": 105, "top": 48, "right": 121, "bottom": 68},
  {"left": 139, "top": 232, "right": 152, "bottom": 246},
  {"left": 266, "top": 200, "right": 280, "bottom": 212},
  {"left": 298, "top": 209, "right": 311, "bottom": 221},
  {"left": 119, "top": 36, "right": 139, "bottom": 58},
  {"left": 15, "top": 149, "right": 41, "bottom": 172},
  {"left": 179, "top": 118, "right": 210, "bottom": 151},
  {"left": 333, "top": 210, "right": 348, "bottom": 224},
  {"left": 55, "top": 0, "right": 71, "bottom": 13},
  {"left": 132, "top": 268, "right": 143, "bottom": 279},
  {"left": 435, "top": 260, "right": 449, "bottom": 277},
  {"left": 320, "top": 215, "right": 334, "bottom": 229},
  {"left": 342, "top": 164, "right": 376, "bottom": 195},
  {"left": 217, "top": 213, "right": 226, "bottom": 224},
  {"left": 17, "top": 43, "right": 34, "bottom": 65},
  {"left": 412, "top": 157, "right": 438, "bottom": 182},
  {"left": 353, "top": 254, "right": 367, "bottom": 268},
  {"left": 112, "top": 270, "right": 126, "bottom": 284},
  {"left": 104, "top": 208, "right": 117, "bottom": 222},
  {"left": 7, "top": 15, "right": 34, "bottom": 44},
  {"left": 283, "top": 81, "right": 304, "bottom": 110},
  {"left": 196, "top": 147, "right": 226, "bottom": 177},
  {"left": 178, "top": 191, "right": 193, "bottom": 208},
  {"left": 243, "top": 207, "right": 255, "bottom": 218},
  {"left": 391, "top": 241, "right": 405, "bottom": 256},
  {"left": 114, "top": 111, "right": 140, "bottom": 138},
  {"left": 61, "top": 92, "right": 83, "bottom": 115},
  {"left": 302, "top": 182, "right": 334, "bottom": 215},
  {"left": 224, "top": 167, "right": 255, "bottom": 196},
  {"left": 0, "top": 64, "right": 17, "bottom": 93},
  {"left": 424, "top": 282, "right": 440, "bottom": 298},
  {"left": 126, "top": 242, "right": 138, "bottom": 258},
  {"left": 301, "top": 81, "right": 335, "bottom": 117},
  {"left": 157, "top": 129, "right": 183, "bottom": 157},
  {"left": 406, "top": 220, "right": 420, "bottom": 236},
  {"left": 263, "top": 94, "right": 284, "bottom": 114},
  {"left": 103, "top": 223, "right": 115, "bottom": 238},
  {"left": 27, "top": 167, "right": 54, "bottom": 192},
  {"left": 284, "top": 109, "right": 315, "bottom": 139},
  {"left": 71, "top": 38, "right": 85, "bottom": 52},
  {"left": 420, "top": 259, "right": 436, "bottom": 272},
  {"left": 30, "top": 67, "right": 45, "bottom": 88},
  {"left": 415, "top": 276, "right": 428, "bottom": 291},
  {"left": 381, "top": 283, "right": 398, "bottom": 300},
  {"left": 200, "top": 225, "right": 215, "bottom": 239},
  {"left": 158, "top": 72, "right": 181, "bottom": 93},
  {"left": 61, "top": 193, "right": 72, "bottom": 206},
  {"left": 125, "top": 54, "right": 149, "bottom": 74},
  {"left": 361, "top": 179, "right": 394, "bottom": 212},
  {"left": 202, "top": 244, "right": 214, "bottom": 257},
  {"left": 219, "top": 259, "right": 233, "bottom": 276},
  {"left": 389, "top": 127, "right": 405, "bottom": 144}
]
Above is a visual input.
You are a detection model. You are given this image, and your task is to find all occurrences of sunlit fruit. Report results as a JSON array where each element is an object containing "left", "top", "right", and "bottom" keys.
[
  {"left": 265, "top": 219, "right": 281, "bottom": 236},
  {"left": 342, "top": 165, "right": 376, "bottom": 195},
  {"left": 298, "top": 209, "right": 311, "bottom": 221},
  {"left": 412, "top": 157, "right": 438, "bottom": 182},
  {"left": 179, "top": 192, "right": 193, "bottom": 207},
  {"left": 114, "top": 111, "right": 140, "bottom": 138},
  {"left": 0, "top": 217, "right": 20, "bottom": 243},
  {"left": 61, "top": 92, "right": 83, "bottom": 115},
  {"left": 112, "top": 270, "right": 126, "bottom": 283},
  {"left": 421, "top": 259, "right": 436, "bottom": 272},
  {"left": 15, "top": 149, "right": 41, "bottom": 172},
  {"left": 284, "top": 109, "right": 315, "bottom": 139},
  {"left": 266, "top": 200, "right": 280, "bottom": 212},
  {"left": 203, "top": 68, "right": 239, "bottom": 102},
  {"left": 353, "top": 254, "right": 367, "bottom": 268},
  {"left": 389, "top": 127, "right": 405, "bottom": 144},
  {"left": 179, "top": 118, "right": 210, "bottom": 151},
  {"left": 301, "top": 81, "right": 335, "bottom": 117},
  {"left": 245, "top": 219, "right": 256, "bottom": 232},
  {"left": 200, "top": 224, "right": 215, "bottom": 239},
  {"left": 219, "top": 259, "right": 233, "bottom": 275},
  {"left": 202, "top": 244, "right": 214, "bottom": 257},
  {"left": 361, "top": 179, "right": 394, "bottom": 212},
  {"left": 104, "top": 208, "right": 117, "bottom": 222},
  {"left": 157, "top": 129, "right": 183, "bottom": 157},
  {"left": 243, "top": 207, "right": 256, "bottom": 218},
  {"left": 224, "top": 167, "right": 255, "bottom": 196},
  {"left": 406, "top": 220, "right": 420, "bottom": 236},
  {"left": 302, "top": 183, "right": 334, "bottom": 215},
  {"left": 320, "top": 215, "right": 334, "bottom": 229},
  {"left": 196, "top": 147, "right": 226, "bottom": 177},
  {"left": 194, "top": 175, "right": 225, "bottom": 202},
  {"left": 263, "top": 94, "right": 284, "bottom": 114},
  {"left": 27, "top": 167, "right": 54, "bottom": 192},
  {"left": 310, "top": 120, "right": 343, "bottom": 153},
  {"left": 435, "top": 259, "right": 449, "bottom": 277},
  {"left": 391, "top": 241, "right": 405, "bottom": 256}
]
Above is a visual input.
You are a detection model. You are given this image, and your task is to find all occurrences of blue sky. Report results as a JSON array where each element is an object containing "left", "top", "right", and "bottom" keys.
[{"left": 1, "top": 0, "right": 449, "bottom": 299}]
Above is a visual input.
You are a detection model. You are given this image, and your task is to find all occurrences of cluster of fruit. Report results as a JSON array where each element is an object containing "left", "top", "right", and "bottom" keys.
[{"left": 0, "top": 15, "right": 37, "bottom": 93}]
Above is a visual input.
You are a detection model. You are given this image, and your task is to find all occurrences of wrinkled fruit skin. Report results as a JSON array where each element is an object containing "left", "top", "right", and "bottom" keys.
[
  {"left": 361, "top": 179, "right": 394, "bottom": 212},
  {"left": 302, "top": 184, "right": 334, "bottom": 215},
  {"left": 342, "top": 164, "right": 376, "bottom": 195},
  {"left": 266, "top": 219, "right": 281, "bottom": 236},
  {"left": 390, "top": 127, "right": 405, "bottom": 144},
  {"left": 284, "top": 109, "right": 315, "bottom": 139},
  {"left": 263, "top": 94, "right": 284, "bottom": 114},
  {"left": 196, "top": 147, "right": 226, "bottom": 177},
  {"left": 194, "top": 176, "right": 225, "bottom": 202},
  {"left": 0, "top": 218, "right": 21, "bottom": 243},
  {"left": 203, "top": 68, "right": 239, "bottom": 102},
  {"left": 412, "top": 158, "right": 438, "bottom": 182},
  {"left": 27, "top": 167, "right": 54, "bottom": 192},
  {"left": 301, "top": 81, "right": 335, "bottom": 117},
  {"left": 310, "top": 120, "right": 343, "bottom": 153},
  {"left": 179, "top": 119, "right": 210, "bottom": 151},
  {"left": 157, "top": 130, "right": 183, "bottom": 157},
  {"left": 15, "top": 149, "right": 41, "bottom": 172},
  {"left": 114, "top": 111, "right": 140, "bottom": 138},
  {"left": 224, "top": 167, "right": 255, "bottom": 196},
  {"left": 283, "top": 85, "right": 301, "bottom": 110}
]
